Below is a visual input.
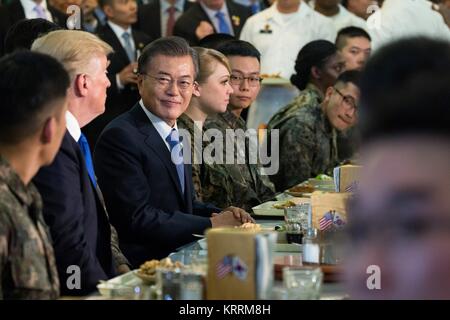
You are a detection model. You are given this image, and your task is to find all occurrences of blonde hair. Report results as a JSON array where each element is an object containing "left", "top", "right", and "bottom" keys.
[
  {"left": 31, "top": 30, "right": 113, "bottom": 81},
  {"left": 194, "top": 47, "right": 231, "bottom": 84}
]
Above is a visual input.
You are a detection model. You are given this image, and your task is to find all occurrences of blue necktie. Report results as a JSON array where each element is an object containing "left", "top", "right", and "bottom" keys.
[
  {"left": 250, "top": 2, "right": 259, "bottom": 14},
  {"left": 215, "top": 11, "right": 231, "bottom": 35},
  {"left": 78, "top": 133, "right": 96, "bottom": 187},
  {"left": 122, "top": 32, "right": 135, "bottom": 62},
  {"left": 166, "top": 129, "right": 185, "bottom": 194}
]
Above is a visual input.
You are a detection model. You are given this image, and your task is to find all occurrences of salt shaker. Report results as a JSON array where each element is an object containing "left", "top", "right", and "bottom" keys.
[{"left": 302, "top": 228, "right": 320, "bottom": 264}]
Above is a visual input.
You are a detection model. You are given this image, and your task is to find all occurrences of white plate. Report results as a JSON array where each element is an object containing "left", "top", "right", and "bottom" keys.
[
  {"left": 252, "top": 201, "right": 286, "bottom": 216},
  {"left": 252, "top": 199, "right": 310, "bottom": 216}
]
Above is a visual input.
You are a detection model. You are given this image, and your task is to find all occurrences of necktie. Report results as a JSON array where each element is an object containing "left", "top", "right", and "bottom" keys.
[
  {"left": 33, "top": 3, "right": 47, "bottom": 19},
  {"left": 78, "top": 133, "right": 97, "bottom": 187},
  {"left": 166, "top": 6, "right": 176, "bottom": 36},
  {"left": 215, "top": 11, "right": 231, "bottom": 35},
  {"left": 166, "top": 128, "right": 185, "bottom": 194},
  {"left": 122, "top": 32, "right": 135, "bottom": 62}
]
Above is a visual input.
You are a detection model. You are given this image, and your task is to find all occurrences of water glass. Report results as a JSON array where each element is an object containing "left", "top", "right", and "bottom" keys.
[{"left": 283, "top": 266, "right": 323, "bottom": 300}]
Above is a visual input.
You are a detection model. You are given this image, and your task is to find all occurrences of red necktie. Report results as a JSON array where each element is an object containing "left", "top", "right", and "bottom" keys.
[{"left": 166, "top": 6, "right": 176, "bottom": 37}]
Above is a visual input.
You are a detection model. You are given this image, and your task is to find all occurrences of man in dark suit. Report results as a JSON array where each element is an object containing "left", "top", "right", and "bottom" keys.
[
  {"left": 173, "top": 0, "right": 252, "bottom": 45},
  {"left": 135, "top": 0, "right": 193, "bottom": 39},
  {"left": 82, "top": 0, "right": 152, "bottom": 149},
  {"left": 0, "top": 0, "right": 66, "bottom": 55},
  {"left": 94, "top": 36, "right": 253, "bottom": 267},
  {"left": 32, "top": 30, "right": 130, "bottom": 296}
]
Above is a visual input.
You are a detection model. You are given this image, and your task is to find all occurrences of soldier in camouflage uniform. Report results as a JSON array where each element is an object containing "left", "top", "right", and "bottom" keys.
[
  {"left": 268, "top": 40, "right": 344, "bottom": 132},
  {"left": 267, "top": 83, "right": 324, "bottom": 131},
  {"left": 199, "top": 40, "right": 275, "bottom": 212},
  {"left": 0, "top": 157, "right": 60, "bottom": 299},
  {"left": 204, "top": 108, "right": 275, "bottom": 211},
  {"left": 178, "top": 47, "right": 234, "bottom": 203},
  {"left": 0, "top": 51, "right": 70, "bottom": 299},
  {"left": 270, "top": 71, "right": 361, "bottom": 191}
]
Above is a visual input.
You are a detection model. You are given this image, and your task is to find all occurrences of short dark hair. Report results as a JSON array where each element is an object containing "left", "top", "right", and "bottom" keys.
[
  {"left": 216, "top": 40, "right": 261, "bottom": 62},
  {"left": 336, "top": 26, "right": 371, "bottom": 50},
  {"left": 335, "top": 70, "right": 361, "bottom": 88},
  {"left": 98, "top": 0, "right": 114, "bottom": 8},
  {"left": 290, "top": 40, "right": 337, "bottom": 90},
  {"left": 0, "top": 51, "right": 70, "bottom": 144},
  {"left": 4, "top": 18, "right": 62, "bottom": 54},
  {"left": 198, "top": 33, "right": 235, "bottom": 50},
  {"left": 359, "top": 37, "right": 450, "bottom": 143},
  {"left": 138, "top": 36, "right": 199, "bottom": 77}
]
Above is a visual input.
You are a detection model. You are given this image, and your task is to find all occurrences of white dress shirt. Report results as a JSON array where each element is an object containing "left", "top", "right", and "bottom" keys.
[
  {"left": 367, "top": 0, "right": 450, "bottom": 51},
  {"left": 20, "top": 0, "right": 53, "bottom": 21},
  {"left": 66, "top": 110, "right": 81, "bottom": 142},
  {"left": 309, "top": 1, "right": 367, "bottom": 32},
  {"left": 160, "top": 0, "right": 185, "bottom": 37},
  {"left": 139, "top": 100, "right": 178, "bottom": 152},
  {"left": 240, "top": 2, "right": 336, "bottom": 79},
  {"left": 199, "top": 1, "right": 235, "bottom": 36}
]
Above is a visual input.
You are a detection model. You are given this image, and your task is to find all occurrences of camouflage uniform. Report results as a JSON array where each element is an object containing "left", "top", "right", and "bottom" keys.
[
  {"left": 0, "top": 156, "right": 59, "bottom": 299},
  {"left": 178, "top": 113, "right": 204, "bottom": 202},
  {"left": 267, "top": 83, "right": 324, "bottom": 131},
  {"left": 202, "top": 109, "right": 275, "bottom": 211},
  {"left": 269, "top": 103, "right": 339, "bottom": 192}
]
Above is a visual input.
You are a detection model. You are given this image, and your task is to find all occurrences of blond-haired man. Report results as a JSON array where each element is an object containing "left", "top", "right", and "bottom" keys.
[{"left": 32, "top": 30, "right": 130, "bottom": 296}]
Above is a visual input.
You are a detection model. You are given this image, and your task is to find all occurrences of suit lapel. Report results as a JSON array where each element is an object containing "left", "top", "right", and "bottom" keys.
[
  {"left": 103, "top": 24, "right": 132, "bottom": 64},
  {"left": 153, "top": 2, "right": 162, "bottom": 38},
  {"left": 132, "top": 30, "right": 146, "bottom": 55},
  {"left": 129, "top": 105, "right": 186, "bottom": 201},
  {"left": 69, "top": 132, "right": 111, "bottom": 219},
  {"left": 196, "top": 4, "right": 217, "bottom": 33},
  {"left": 227, "top": 1, "right": 244, "bottom": 36},
  {"left": 9, "top": 0, "right": 26, "bottom": 23}
]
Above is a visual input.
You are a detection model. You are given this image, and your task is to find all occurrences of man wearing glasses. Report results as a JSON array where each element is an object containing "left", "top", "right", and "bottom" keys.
[
  {"left": 202, "top": 40, "right": 276, "bottom": 212},
  {"left": 272, "top": 70, "right": 360, "bottom": 191},
  {"left": 94, "top": 37, "right": 253, "bottom": 267}
]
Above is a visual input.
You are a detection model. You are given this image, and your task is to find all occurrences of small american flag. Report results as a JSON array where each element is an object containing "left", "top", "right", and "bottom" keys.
[
  {"left": 319, "top": 211, "right": 334, "bottom": 231},
  {"left": 216, "top": 255, "right": 233, "bottom": 279}
]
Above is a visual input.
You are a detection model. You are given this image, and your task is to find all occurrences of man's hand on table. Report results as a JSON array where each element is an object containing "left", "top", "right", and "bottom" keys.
[
  {"left": 210, "top": 206, "right": 255, "bottom": 227},
  {"left": 222, "top": 206, "right": 255, "bottom": 224}
]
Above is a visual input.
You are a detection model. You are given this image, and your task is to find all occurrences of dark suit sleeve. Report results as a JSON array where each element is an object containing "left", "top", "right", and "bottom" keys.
[
  {"left": 94, "top": 125, "right": 212, "bottom": 249},
  {"left": 192, "top": 196, "right": 221, "bottom": 217},
  {"left": 33, "top": 141, "right": 109, "bottom": 295}
]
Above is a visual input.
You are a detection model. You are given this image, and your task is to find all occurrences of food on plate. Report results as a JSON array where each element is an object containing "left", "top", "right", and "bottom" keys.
[
  {"left": 288, "top": 184, "right": 315, "bottom": 193},
  {"left": 238, "top": 222, "right": 262, "bottom": 230},
  {"left": 272, "top": 200, "right": 296, "bottom": 209},
  {"left": 315, "top": 174, "right": 332, "bottom": 181},
  {"left": 260, "top": 72, "right": 281, "bottom": 78},
  {"left": 138, "top": 257, "right": 184, "bottom": 276}
]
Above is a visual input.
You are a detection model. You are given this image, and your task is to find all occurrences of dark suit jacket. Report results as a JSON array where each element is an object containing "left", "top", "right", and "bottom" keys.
[
  {"left": 94, "top": 104, "right": 220, "bottom": 267},
  {"left": 82, "top": 23, "right": 152, "bottom": 149},
  {"left": 135, "top": 0, "right": 193, "bottom": 39},
  {"left": 0, "top": 0, "right": 66, "bottom": 55},
  {"left": 33, "top": 132, "right": 116, "bottom": 295},
  {"left": 173, "top": 0, "right": 252, "bottom": 45}
]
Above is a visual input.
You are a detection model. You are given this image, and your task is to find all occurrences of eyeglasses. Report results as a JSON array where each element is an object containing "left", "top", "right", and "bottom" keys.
[
  {"left": 230, "top": 74, "right": 262, "bottom": 87},
  {"left": 140, "top": 73, "right": 194, "bottom": 90},
  {"left": 334, "top": 87, "right": 357, "bottom": 111}
]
